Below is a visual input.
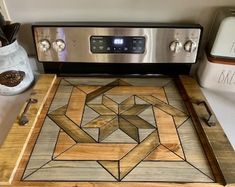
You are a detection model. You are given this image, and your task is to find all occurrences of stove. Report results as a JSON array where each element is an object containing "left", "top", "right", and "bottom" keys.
[
  {"left": 1, "top": 23, "right": 235, "bottom": 187},
  {"left": 32, "top": 22, "right": 202, "bottom": 75}
]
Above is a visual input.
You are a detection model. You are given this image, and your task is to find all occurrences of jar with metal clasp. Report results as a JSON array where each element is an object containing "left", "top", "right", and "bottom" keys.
[{"left": 0, "top": 40, "right": 34, "bottom": 95}]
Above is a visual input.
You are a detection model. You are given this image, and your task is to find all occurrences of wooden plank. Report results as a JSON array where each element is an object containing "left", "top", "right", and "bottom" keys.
[
  {"left": 98, "top": 161, "right": 119, "bottom": 179},
  {"left": 106, "top": 86, "right": 165, "bottom": 96},
  {"left": 53, "top": 130, "right": 76, "bottom": 159},
  {"left": 119, "top": 131, "right": 159, "bottom": 180},
  {"left": 138, "top": 95, "right": 188, "bottom": 117},
  {"left": 76, "top": 85, "right": 101, "bottom": 94},
  {"left": 154, "top": 108, "right": 185, "bottom": 159},
  {"left": 178, "top": 75, "right": 235, "bottom": 185},
  {"left": 145, "top": 145, "right": 182, "bottom": 161},
  {"left": 3, "top": 182, "right": 224, "bottom": 187},
  {"left": 49, "top": 107, "right": 96, "bottom": 143},
  {"left": 65, "top": 87, "right": 87, "bottom": 126},
  {"left": 55, "top": 143, "right": 136, "bottom": 161},
  {"left": 178, "top": 118, "right": 215, "bottom": 180},
  {"left": 123, "top": 161, "right": 213, "bottom": 182},
  {"left": 0, "top": 74, "right": 57, "bottom": 185}
]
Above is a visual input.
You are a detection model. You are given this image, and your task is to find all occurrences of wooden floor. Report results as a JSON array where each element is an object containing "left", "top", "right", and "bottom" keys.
[{"left": 18, "top": 77, "right": 215, "bottom": 183}]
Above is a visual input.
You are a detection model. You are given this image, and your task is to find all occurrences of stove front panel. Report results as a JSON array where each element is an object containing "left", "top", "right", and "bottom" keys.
[
  {"left": 20, "top": 77, "right": 214, "bottom": 183},
  {"left": 33, "top": 23, "right": 202, "bottom": 64}
]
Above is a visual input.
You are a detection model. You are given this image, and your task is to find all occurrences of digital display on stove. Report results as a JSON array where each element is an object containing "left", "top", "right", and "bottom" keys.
[
  {"left": 113, "top": 38, "right": 124, "bottom": 45},
  {"left": 90, "top": 36, "right": 145, "bottom": 54}
]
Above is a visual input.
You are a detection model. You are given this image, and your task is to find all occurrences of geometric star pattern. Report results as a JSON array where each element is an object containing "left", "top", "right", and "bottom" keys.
[
  {"left": 84, "top": 95, "right": 155, "bottom": 143},
  {"left": 22, "top": 78, "right": 215, "bottom": 183}
]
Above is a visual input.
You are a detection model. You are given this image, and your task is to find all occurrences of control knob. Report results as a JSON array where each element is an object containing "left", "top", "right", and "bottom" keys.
[
  {"left": 38, "top": 39, "right": 50, "bottom": 52},
  {"left": 169, "top": 41, "right": 182, "bottom": 53},
  {"left": 184, "top": 40, "right": 197, "bottom": 53},
  {"left": 52, "top": 39, "right": 66, "bottom": 52}
]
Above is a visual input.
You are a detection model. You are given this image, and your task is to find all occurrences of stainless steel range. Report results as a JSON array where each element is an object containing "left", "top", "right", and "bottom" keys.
[{"left": 32, "top": 22, "right": 202, "bottom": 75}]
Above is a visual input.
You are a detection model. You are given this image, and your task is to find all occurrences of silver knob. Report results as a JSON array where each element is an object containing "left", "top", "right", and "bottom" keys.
[
  {"left": 184, "top": 40, "right": 197, "bottom": 53},
  {"left": 53, "top": 39, "right": 66, "bottom": 52},
  {"left": 38, "top": 39, "right": 50, "bottom": 52},
  {"left": 169, "top": 41, "right": 182, "bottom": 53}
]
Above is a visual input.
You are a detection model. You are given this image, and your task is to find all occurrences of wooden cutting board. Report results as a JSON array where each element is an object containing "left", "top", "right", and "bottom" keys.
[{"left": 0, "top": 75, "right": 234, "bottom": 187}]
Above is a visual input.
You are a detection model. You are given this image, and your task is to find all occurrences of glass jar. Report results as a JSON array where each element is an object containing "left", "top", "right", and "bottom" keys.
[{"left": 0, "top": 40, "right": 34, "bottom": 95}]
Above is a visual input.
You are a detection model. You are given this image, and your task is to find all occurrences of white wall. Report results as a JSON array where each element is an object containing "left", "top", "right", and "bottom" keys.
[{"left": 5, "top": 0, "right": 235, "bottom": 55}]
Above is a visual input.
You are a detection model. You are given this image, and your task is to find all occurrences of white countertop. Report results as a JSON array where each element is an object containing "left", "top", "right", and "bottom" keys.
[{"left": 202, "top": 88, "right": 235, "bottom": 150}]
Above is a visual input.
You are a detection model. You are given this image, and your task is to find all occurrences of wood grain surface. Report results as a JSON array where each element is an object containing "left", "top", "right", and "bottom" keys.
[
  {"left": 0, "top": 74, "right": 56, "bottom": 185},
  {"left": 1, "top": 76, "right": 233, "bottom": 187},
  {"left": 178, "top": 75, "right": 235, "bottom": 186}
]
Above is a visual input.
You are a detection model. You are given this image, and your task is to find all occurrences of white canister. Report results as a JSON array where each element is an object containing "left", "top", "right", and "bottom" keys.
[
  {"left": 197, "top": 53, "right": 235, "bottom": 92},
  {"left": 0, "top": 40, "right": 34, "bottom": 95}
]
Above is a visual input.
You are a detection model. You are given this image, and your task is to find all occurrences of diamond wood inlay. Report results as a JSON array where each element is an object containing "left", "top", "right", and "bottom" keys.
[{"left": 21, "top": 78, "right": 215, "bottom": 184}]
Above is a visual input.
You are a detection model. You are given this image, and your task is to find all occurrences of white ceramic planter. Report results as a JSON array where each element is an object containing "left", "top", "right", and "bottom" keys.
[{"left": 0, "top": 41, "right": 34, "bottom": 95}]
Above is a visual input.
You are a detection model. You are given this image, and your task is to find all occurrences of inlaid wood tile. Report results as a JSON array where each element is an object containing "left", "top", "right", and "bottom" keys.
[
  {"left": 53, "top": 130, "right": 76, "bottom": 159},
  {"left": 99, "top": 118, "right": 119, "bottom": 142},
  {"left": 123, "top": 161, "right": 214, "bottom": 182},
  {"left": 145, "top": 145, "right": 182, "bottom": 161},
  {"left": 119, "top": 131, "right": 160, "bottom": 180},
  {"left": 23, "top": 117, "right": 60, "bottom": 179},
  {"left": 121, "top": 115, "right": 155, "bottom": 129},
  {"left": 24, "top": 161, "right": 116, "bottom": 181},
  {"left": 139, "top": 95, "right": 187, "bottom": 117},
  {"left": 106, "top": 86, "right": 164, "bottom": 95},
  {"left": 98, "top": 161, "right": 119, "bottom": 179},
  {"left": 154, "top": 108, "right": 185, "bottom": 159},
  {"left": 76, "top": 85, "right": 101, "bottom": 94},
  {"left": 49, "top": 106, "right": 96, "bottom": 143},
  {"left": 178, "top": 118, "right": 215, "bottom": 180},
  {"left": 65, "top": 87, "right": 86, "bottom": 126},
  {"left": 48, "top": 79, "right": 73, "bottom": 112},
  {"left": 87, "top": 104, "right": 116, "bottom": 115},
  {"left": 84, "top": 116, "right": 116, "bottom": 128},
  {"left": 119, "top": 117, "right": 140, "bottom": 143},
  {"left": 102, "top": 95, "right": 118, "bottom": 114},
  {"left": 55, "top": 143, "right": 136, "bottom": 161}
]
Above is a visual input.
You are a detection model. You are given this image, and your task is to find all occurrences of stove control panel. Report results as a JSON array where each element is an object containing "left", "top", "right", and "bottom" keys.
[
  {"left": 33, "top": 23, "right": 202, "bottom": 63},
  {"left": 90, "top": 36, "right": 145, "bottom": 54}
]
